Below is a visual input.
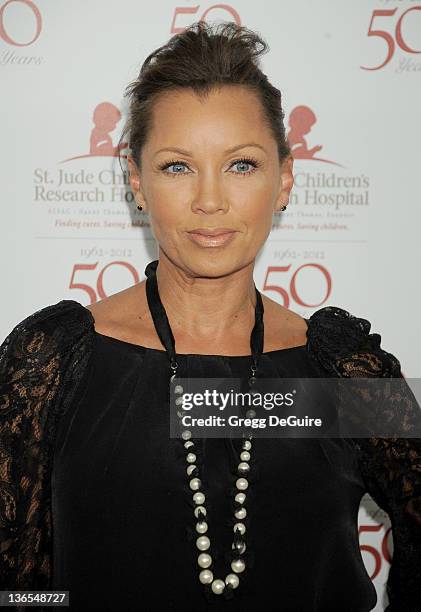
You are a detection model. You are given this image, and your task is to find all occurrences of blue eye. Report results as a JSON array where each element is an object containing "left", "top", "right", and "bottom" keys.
[
  {"left": 231, "top": 158, "right": 259, "bottom": 175},
  {"left": 160, "top": 161, "right": 188, "bottom": 175}
]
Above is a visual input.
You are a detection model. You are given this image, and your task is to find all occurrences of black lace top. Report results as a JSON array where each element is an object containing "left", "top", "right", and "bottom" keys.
[{"left": 0, "top": 300, "right": 420, "bottom": 611}]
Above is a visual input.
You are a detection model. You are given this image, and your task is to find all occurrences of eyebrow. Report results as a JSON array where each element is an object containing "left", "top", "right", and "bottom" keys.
[{"left": 153, "top": 142, "right": 267, "bottom": 157}]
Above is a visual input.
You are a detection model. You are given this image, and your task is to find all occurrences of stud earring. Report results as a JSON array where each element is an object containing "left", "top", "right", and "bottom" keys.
[
  {"left": 280, "top": 203, "right": 287, "bottom": 211},
  {"left": 137, "top": 203, "right": 143, "bottom": 211}
]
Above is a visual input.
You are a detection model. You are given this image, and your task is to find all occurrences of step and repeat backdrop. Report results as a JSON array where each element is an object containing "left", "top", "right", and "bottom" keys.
[{"left": 1, "top": 1, "right": 420, "bottom": 609}]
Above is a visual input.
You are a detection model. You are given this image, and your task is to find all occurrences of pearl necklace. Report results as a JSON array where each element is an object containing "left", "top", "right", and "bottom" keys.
[
  {"left": 144, "top": 259, "right": 264, "bottom": 600},
  {"left": 172, "top": 369, "right": 258, "bottom": 597}
]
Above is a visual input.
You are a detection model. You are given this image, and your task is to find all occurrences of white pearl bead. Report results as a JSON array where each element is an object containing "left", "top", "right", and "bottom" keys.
[
  {"left": 194, "top": 505, "right": 207, "bottom": 518},
  {"left": 174, "top": 384, "right": 184, "bottom": 394},
  {"left": 243, "top": 440, "right": 252, "bottom": 450},
  {"left": 189, "top": 478, "right": 201, "bottom": 491},
  {"left": 240, "top": 451, "right": 250, "bottom": 461},
  {"left": 199, "top": 569, "right": 213, "bottom": 584},
  {"left": 231, "top": 558, "right": 246, "bottom": 573},
  {"left": 186, "top": 464, "right": 196, "bottom": 476},
  {"left": 233, "top": 522, "right": 246, "bottom": 535},
  {"left": 175, "top": 396, "right": 184, "bottom": 405},
  {"left": 235, "top": 507, "right": 247, "bottom": 519},
  {"left": 193, "top": 492, "right": 205, "bottom": 505},
  {"left": 196, "top": 535, "right": 210, "bottom": 551},
  {"left": 245, "top": 409, "right": 256, "bottom": 418},
  {"left": 238, "top": 462, "right": 250, "bottom": 474},
  {"left": 235, "top": 492, "right": 246, "bottom": 504},
  {"left": 196, "top": 521, "right": 208, "bottom": 534},
  {"left": 184, "top": 440, "right": 194, "bottom": 449},
  {"left": 211, "top": 579, "right": 225, "bottom": 595},
  {"left": 198, "top": 553, "right": 212, "bottom": 568},
  {"left": 182, "top": 430, "right": 192, "bottom": 440},
  {"left": 225, "top": 573, "right": 240, "bottom": 589},
  {"left": 186, "top": 453, "right": 196, "bottom": 463},
  {"left": 236, "top": 478, "right": 248, "bottom": 490}
]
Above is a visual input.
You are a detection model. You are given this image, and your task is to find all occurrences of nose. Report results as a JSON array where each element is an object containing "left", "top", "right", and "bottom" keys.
[{"left": 191, "top": 170, "right": 229, "bottom": 214}]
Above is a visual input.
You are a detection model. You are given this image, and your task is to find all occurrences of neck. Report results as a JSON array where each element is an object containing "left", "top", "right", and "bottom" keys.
[{"left": 154, "top": 251, "right": 258, "bottom": 348}]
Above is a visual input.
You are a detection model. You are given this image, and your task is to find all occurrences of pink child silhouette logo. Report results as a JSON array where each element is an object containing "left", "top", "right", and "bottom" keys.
[
  {"left": 60, "top": 102, "right": 128, "bottom": 163},
  {"left": 287, "top": 105, "right": 343, "bottom": 167}
]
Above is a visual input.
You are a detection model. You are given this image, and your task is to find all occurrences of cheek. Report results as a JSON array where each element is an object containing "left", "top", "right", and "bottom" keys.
[
  {"left": 147, "top": 199, "right": 183, "bottom": 245},
  {"left": 240, "top": 195, "right": 274, "bottom": 238}
]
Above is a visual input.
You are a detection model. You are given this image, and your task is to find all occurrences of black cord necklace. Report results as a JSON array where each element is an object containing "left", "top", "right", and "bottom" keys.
[{"left": 145, "top": 259, "right": 264, "bottom": 599}]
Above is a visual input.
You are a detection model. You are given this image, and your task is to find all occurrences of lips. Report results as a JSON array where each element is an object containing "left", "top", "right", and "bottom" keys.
[
  {"left": 186, "top": 228, "right": 238, "bottom": 248},
  {"left": 187, "top": 228, "right": 237, "bottom": 236}
]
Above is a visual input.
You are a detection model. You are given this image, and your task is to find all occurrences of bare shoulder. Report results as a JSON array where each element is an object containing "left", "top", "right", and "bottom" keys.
[
  {"left": 85, "top": 280, "right": 153, "bottom": 344},
  {"left": 260, "top": 293, "right": 308, "bottom": 350}
]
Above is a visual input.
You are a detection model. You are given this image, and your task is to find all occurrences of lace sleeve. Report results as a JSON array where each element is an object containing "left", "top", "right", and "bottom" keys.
[
  {"left": 0, "top": 300, "right": 95, "bottom": 602},
  {"left": 307, "top": 306, "right": 421, "bottom": 612}
]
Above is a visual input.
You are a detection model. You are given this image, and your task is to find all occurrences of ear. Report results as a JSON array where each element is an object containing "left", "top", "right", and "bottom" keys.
[
  {"left": 127, "top": 154, "right": 147, "bottom": 212},
  {"left": 275, "top": 154, "right": 294, "bottom": 212}
]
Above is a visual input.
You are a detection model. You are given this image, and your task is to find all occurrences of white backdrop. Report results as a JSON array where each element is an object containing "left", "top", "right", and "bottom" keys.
[{"left": 1, "top": 1, "right": 420, "bottom": 609}]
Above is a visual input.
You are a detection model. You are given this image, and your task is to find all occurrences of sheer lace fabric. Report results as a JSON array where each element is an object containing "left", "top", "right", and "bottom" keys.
[
  {"left": 307, "top": 307, "right": 421, "bottom": 610},
  {"left": 0, "top": 302, "right": 95, "bottom": 598}
]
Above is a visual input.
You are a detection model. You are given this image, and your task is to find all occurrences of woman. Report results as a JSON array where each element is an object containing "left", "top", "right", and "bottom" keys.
[{"left": 0, "top": 21, "right": 420, "bottom": 612}]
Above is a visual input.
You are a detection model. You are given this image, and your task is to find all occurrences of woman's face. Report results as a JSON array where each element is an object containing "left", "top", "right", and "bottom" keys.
[{"left": 128, "top": 85, "right": 293, "bottom": 278}]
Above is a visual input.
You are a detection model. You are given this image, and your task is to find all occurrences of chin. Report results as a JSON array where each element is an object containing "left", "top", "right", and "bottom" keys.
[{"left": 182, "top": 252, "right": 250, "bottom": 279}]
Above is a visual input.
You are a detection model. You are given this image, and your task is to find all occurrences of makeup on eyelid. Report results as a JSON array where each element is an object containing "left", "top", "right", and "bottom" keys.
[{"left": 157, "top": 156, "right": 262, "bottom": 177}]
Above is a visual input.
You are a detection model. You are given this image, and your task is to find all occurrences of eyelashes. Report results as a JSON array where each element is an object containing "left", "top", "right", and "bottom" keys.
[{"left": 157, "top": 156, "right": 262, "bottom": 178}]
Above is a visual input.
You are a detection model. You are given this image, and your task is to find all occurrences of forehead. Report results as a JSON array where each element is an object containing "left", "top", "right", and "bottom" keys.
[{"left": 145, "top": 85, "right": 272, "bottom": 152}]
